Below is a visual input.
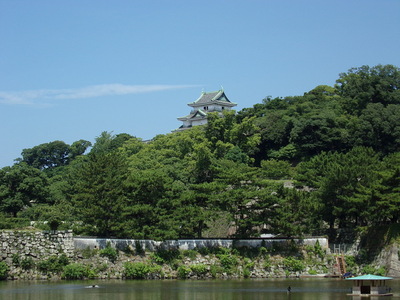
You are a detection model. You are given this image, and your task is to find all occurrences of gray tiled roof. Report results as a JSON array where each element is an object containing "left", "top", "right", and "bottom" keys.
[
  {"left": 194, "top": 91, "right": 221, "bottom": 104},
  {"left": 177, "top": 109, "right": 207, "bottom": 121},
  {"left": 189, "top": 90, "right": 235, "bottom": 106}
]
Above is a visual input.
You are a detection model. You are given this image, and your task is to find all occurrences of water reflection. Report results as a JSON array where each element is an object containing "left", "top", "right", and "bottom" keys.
[{"left": 0, "top": 278, "right": 398, "bottom": 300}]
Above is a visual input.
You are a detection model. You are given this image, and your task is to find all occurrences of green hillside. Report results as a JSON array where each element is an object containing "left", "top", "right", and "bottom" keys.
[{"left": 1, "top": 64, "right": 400, "bottom": 241}]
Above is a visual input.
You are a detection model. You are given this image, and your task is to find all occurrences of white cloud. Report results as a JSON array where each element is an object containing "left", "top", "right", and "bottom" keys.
[{"left": 0, "top": 84, "right": 197, "bottom": 105}]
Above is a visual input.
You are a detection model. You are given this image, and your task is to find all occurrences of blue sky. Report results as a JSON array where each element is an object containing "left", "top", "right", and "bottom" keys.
[{"left": 1, "top": 0, "right": 399, "bottom": 167}]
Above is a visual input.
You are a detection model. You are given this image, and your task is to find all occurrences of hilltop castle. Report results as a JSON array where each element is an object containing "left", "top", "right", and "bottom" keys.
[{"left": 176, "top": 89, "right": 237, "bottom": 130}]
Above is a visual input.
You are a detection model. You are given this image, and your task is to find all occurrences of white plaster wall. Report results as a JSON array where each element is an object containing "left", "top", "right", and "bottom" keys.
[
  {"left": 74, "top": 237, "right": 328, "bottom": 251},
  {"left": 191, "top": 119, "right": 207, "bottom": 126}
]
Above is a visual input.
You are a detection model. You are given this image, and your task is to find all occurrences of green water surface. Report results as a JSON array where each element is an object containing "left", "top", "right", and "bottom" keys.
[{"left": 0, "top": 278, "right": 398, "bottom": 300}]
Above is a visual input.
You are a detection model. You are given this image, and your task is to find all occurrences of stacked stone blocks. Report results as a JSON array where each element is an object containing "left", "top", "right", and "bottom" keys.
[{"left": 0, "top": 230, "right": 74, "bottom": 264}]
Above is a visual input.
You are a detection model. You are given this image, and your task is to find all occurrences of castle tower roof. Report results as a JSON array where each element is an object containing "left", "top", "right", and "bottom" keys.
[
  {"left": 188, "top": 89, "right": 236, "bottom": 107},
  {"left": 175, "top": 89, "right": 236, "bottom": 131}
]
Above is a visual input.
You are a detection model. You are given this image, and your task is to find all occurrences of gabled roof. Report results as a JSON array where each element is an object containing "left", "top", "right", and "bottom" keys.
[
  {"left": 189, "top": 109, "right": 207, "bottom": 119},
  {"left": 188, "top": 89, "right": 236, "bottom": 107},
  {"left": 346, "top": 274, "right": 393, "bottom": 280},
  {"left": 177, "top": 109, "right": 207, "bottom": 121}
]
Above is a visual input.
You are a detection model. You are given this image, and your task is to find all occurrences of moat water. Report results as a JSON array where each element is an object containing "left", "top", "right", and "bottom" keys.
[{"left": 0, "top": 278, "right": 399, "bottom": 300}]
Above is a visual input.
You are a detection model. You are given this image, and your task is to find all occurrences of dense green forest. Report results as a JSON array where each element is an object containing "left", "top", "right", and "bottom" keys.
[{"left": 1, "top": 64, "right": 400, "bottom": 241}]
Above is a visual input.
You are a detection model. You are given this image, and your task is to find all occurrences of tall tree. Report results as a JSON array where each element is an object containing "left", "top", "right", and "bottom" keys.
[
  {"left": 120, "top": 168, "right": 172, "bottom": 239},
  {"left": 70, "top": 151, "right": 129, "bottom": 237},
  {"left": 176, "top": 181, "right": 221, "bottom": 238},
  {"left": 0, "top": 163, "right": 48, "bottom": 216},
  {"left": 205, "top": 111, "right": 236, "bottom": 147},
  {"left": 69, "top": 139, "right": 92, "bottom": 158},
  {"left": 189, "top": 142, "right": 215, "bottom": 183},
  {"left": 213, "top": 160, "right": 276, "bottom": 238},
  {"left": 229, "top": 116, "right": 261, "bottom": 157},
  {"left": 336, "top": 64, "right": 400, "bottom": 114},
  {"left": 353, "top": 153, "right": 400, "bottom": 225},
  {"left": 20, "top": 139, "right": 91, "bottom": 171},
  {"left": 350, "top": 103, "right": 400, "bottom": 153},
  {"left": 297, "top": 147, "right": 380, "bottom": 234},
  {"left": 90, "top": 131, "right": 114, "bottom": 154},
  {"left": 289, "top": 110, "right": 349, "bottom": 157},
  {"left": 272, "top": 187, "right": 321, "bottom": 237},
  {"left": 21, "top": 141, "right": 70, "bottom": 170}
]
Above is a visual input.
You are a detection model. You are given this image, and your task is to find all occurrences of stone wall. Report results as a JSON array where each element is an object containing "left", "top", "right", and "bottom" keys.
[
  {"left": 371, "top": 242, "right": 400, "bottom": 277},
  {"left": 3, "top": 230, "right": 400, "bottom": 280},
  {"left": 0, "top": 230, "right": 74, "bottom": 264},
  {"left": 330, "top": 238, "right": 400, "bottom": 277},
  {"left": 1, "top": 231, "right": 328, "bottom": 263}
]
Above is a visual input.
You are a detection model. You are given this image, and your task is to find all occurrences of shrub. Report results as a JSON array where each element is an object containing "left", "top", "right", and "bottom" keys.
[
  {"left": 177, "top": 265, "right": 191, "bottom": 279},
  {"left": 37, "top": 254, "right": 70, "bottom": 273},
  {"left": 270, "top": 241, "right": 284, "bottom": 253},
  {"left": 242, "top": 259, "right": 255, "bottom": 278},
  {"left": 124, "top": 262, "right": 150, "bottom": 279},
  {"left": 233, "top": 246, "right": 260, "bottom": 259},
  {"left": 305, "top": 245, "right": 314, "bottom": 253},
  {"left": 62, "top": 263, "right": 92, "bottom": 279},
  {"left": 345, "top": 255, "right": 357, "bottom": 272},
  {"left": 12, "top": 254, "right": 20, "bottom": 267},
  {"left": 169, "top": 259, "right": 180, "bottom": 270},
  {"left": 85, "top": 267, "right": 98, "bottom": 279},
  {"left": 58, "top": 254, "right": 70, "bottom": 266},
  {"left": 135, "top": 241, "right": 145, "bottom": 255},
  {"left": 181, "top": 250, "right": 198, "bottom": 260},
  {"left": 81, "top": 246, "right": 98, "bottom": 259},
  {"left": 288, "top": 240, "right": 300, "bottom": 253},
  {"left": 210, "top": 264, "right": 222, "bottom": 278},
  {"left": 149, "top": 264, "right": 162, "bottom": 275},
  {"left": 21, "top": 257, "right": 35, "bottom": 270},
  {"left": 48, "top": 215, "right": 62, "bottom": 231},
  {"left": 361, "top": 264, "right": 375, "bottom": 275},
  {"left": 263, "top": 255, "right": 271, "bottom": 269},
  {"left": 197, "top": 246, "right": 227, "bottom": 256},
  {"left": 149, "top": 252, "right": 165, "bottom": 264},
  {"left": 375, "top": 267, "right": 386, "bottom": 276},
  {"left": 263, "top": 261, "right": 271, "bottom": 269},
  {"left": 356, "top": 249, "right": 369, "bottom": 264},
  {"left": 197, "top": 247, "right": 211, "bottom": 256},
  {"left": 310, "top": 240, "right": 325, "bottom": 259},
  {"left": 217, "top": 253, "right": 238, "bottom": 273},
  {"left": 244, "top": 260, "right": 255, "bottom": 269},
  {"left": 96, "top": 263, "right": 108, "bottom": 272},
  {"left": 0, "top": 262, "right": 9, "bottom": 280},
  {"left": 38, "top": 260, "right": 53, "bottom": 273},
  {"left": 151, "top": 249, "right": 180, "bottom": 264},
  {"left": 0, "top": 217, "right": 30, "bottom": 229},
  {"left": 122, "top": 245, "right": 135, "bottom": 256},
  {"left": 243, "top": 267, "right": 251, "bottom": 278},
  {"left": 283, "top": 257, "right": 304, "bottom": 272},
  {"left": 99, "top": 242, "right": 118, "bottom": 263},
  {"left": 259, "top": 247, "right": 268, "bottom": 256},
  {"left": 361, "top": 265, "right": 386, "bottom": 276},
  {"left": 191, "top": 264, "right": 207, "bottom": 276}
]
